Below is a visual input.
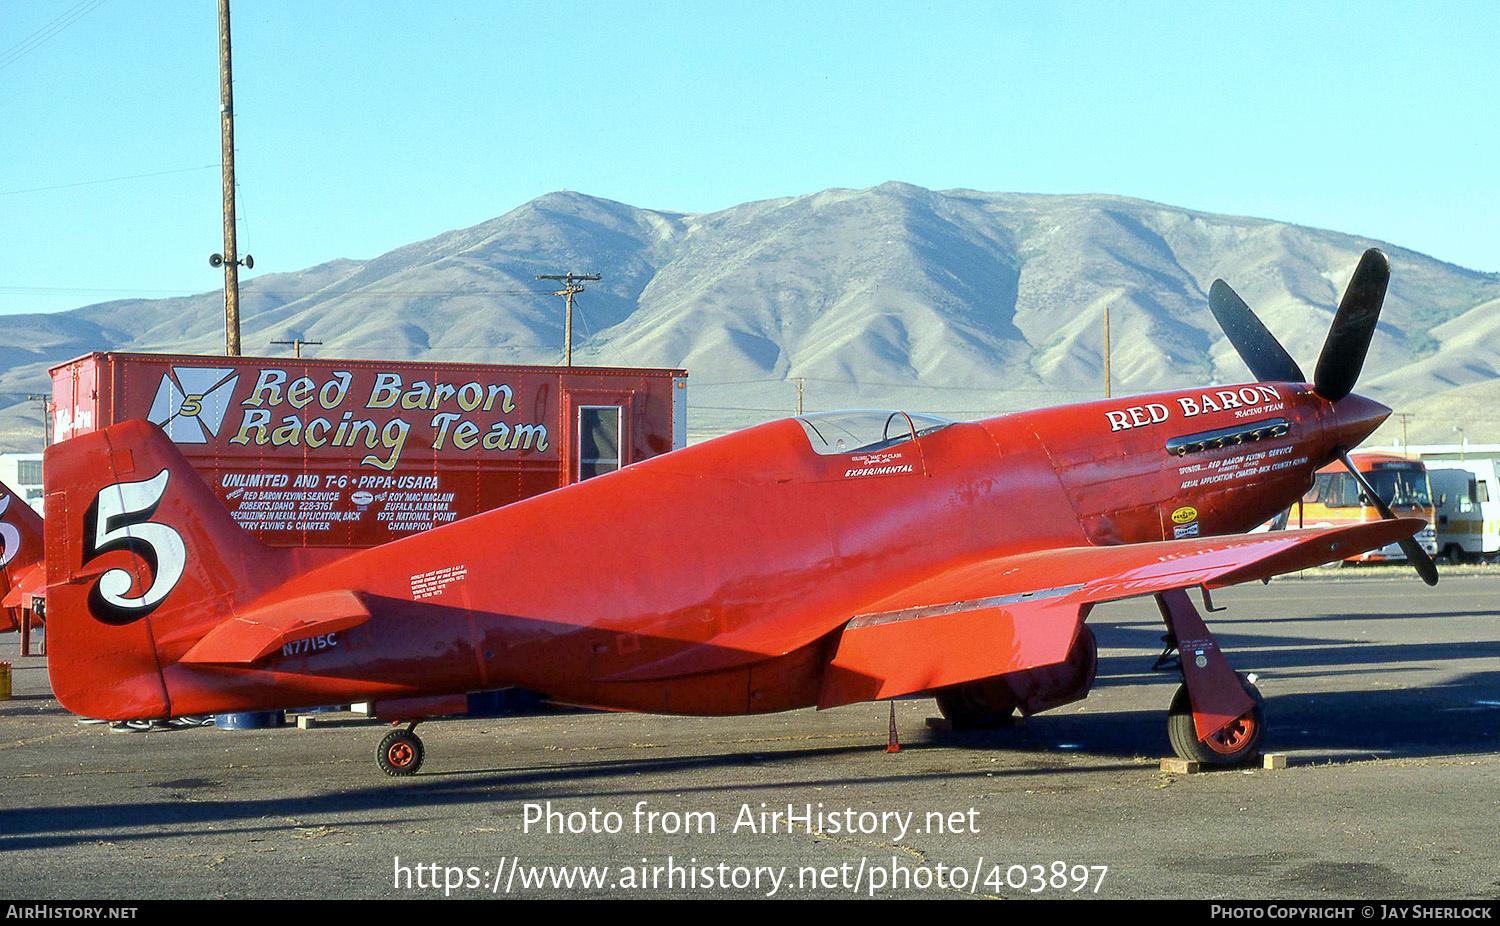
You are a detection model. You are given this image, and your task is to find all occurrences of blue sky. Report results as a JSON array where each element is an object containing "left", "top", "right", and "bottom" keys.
[{"left": 3, "top": 1, "right": 1497, "bottom": 315}]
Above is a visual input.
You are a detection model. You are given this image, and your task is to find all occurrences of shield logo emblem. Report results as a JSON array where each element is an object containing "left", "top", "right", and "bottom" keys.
[{"left": 146, "top": 367, "right": 239, "bottom": 443}]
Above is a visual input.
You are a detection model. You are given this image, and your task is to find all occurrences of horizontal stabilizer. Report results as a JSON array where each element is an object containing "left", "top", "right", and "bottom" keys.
[
  {"left": 178, "top": 590, "right": 371, "bottom": 665},
  {"left": 1, "top": 562, "right": 44, "bottom": 609}
]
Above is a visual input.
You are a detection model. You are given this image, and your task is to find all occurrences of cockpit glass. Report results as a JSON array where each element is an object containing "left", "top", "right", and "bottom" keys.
[{"left": 795, "top": 410, "right": 953, "bottom": 455}]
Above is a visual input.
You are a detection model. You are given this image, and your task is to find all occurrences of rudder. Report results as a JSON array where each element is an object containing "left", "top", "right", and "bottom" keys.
[{"left": 44, "top": 419, "right": 285, "bottom": 720}]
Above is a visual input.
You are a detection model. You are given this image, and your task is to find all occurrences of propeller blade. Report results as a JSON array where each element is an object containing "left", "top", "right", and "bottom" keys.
[
  {"left": 1313, "top": 249, "right": 1390, "bottom": 401},
  {"left": 1268, "top": 506, "right": 1291, "bottom": 532},
  {"left": 1208, "top": 280, "right": 1307, "bottom": 383},
  {"left": 1261, "top": 507, "right": 1293, "bottom": 584},
  {"left": 1338, "top": 451, "right": 1439, "bottom": 586}
]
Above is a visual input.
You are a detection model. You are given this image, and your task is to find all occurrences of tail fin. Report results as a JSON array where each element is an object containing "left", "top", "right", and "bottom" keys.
[
  {"left": 43, "top": 419, "right": 286, "bottom": 719},
  {"left": 0, "top": 480, "right": 45, "bottom": 633}
]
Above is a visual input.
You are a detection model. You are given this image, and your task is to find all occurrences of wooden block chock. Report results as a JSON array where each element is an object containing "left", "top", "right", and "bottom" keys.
[
  {"left": 1262, "top": 753, "right": 1288, "bottom": 770},
  {"left": 1160, "top": 758, "right": 1201, "bottom": 774}
]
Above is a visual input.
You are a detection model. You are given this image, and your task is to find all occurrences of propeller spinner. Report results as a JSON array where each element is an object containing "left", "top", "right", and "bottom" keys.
[{"left": 1208, "top": 248, "right": 1437, "bottom": 586}]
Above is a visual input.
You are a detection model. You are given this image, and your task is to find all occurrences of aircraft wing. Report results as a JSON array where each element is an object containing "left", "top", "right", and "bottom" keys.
[{"left": 818, "top": 518, "right": 1423, "bottom": 708}]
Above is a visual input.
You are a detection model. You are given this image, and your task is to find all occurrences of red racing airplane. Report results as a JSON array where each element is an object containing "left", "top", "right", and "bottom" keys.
[
  {"left": 41, "top": 249, "right": 1431, "bottom": 775},
  {"left": 0, "top": 480, "right": 46, "bottom": 635}
]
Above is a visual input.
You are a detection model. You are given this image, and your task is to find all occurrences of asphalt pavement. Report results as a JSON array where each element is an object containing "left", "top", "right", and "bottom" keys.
[{"left": 1, "top": 570, "right": 1497, "bottom": 900}]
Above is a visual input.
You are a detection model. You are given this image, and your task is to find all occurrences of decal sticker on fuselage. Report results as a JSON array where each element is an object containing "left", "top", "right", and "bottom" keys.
[
  {"left": 1177, "top": 448, "right": 1307, "bottom": 491},
  {"left": 843, "top": 449, "right": 917, "bottom": 479},
  {"left": 843, "top": 463, "right": 916, "bottom": 478},
  {"left": 1171, "top": 504, "right": 1201, "bottom": 539},
  {"left": 1106, "top": 385, "right": 1284, "bottom": 432},
  {"left": 280, "top": 633, "right": 339, "bottom": 658},
  {"left": 411, "top": 565, "right": 468, "bottom": 600}
]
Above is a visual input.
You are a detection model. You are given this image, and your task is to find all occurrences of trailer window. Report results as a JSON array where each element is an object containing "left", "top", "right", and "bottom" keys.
[
  {"left": 1480, "top": 481, "right": 1491, "bottom": 504},
  {"left": 578, "top": 406, "right": 622, "bottom": 481}
]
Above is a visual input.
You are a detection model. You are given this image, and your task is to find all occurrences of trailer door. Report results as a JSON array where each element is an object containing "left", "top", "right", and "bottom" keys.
[{"left": 563, "top": 390, "right": 635, "bottom": 485}]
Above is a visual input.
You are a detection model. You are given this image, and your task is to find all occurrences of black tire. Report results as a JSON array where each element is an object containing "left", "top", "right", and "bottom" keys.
[
  {"left": 378, "top": 728, "right": 424, "bottom": 776},
  {"left": 935, "top": 679, "right": 1017, "bottom": 729},
  {"left": 1167, "top": 674, "right": 1265, "bottom": 766}
]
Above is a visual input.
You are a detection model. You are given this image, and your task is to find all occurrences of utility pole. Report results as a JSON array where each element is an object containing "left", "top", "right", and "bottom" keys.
[
  {"left": 27, "top": 394, "right": 51, "bottom": 447},
  {"left": 1396, "top": 412, "right": 1411, "bottom": 456},
  {"left": 271, "top": 338, "right": 322, "bottom": 358},
  {"left": 210, "top": 0, "right": 252, "bottom": 356},
  {"left": 537, "top": 272, "right": 600, "bottom": 366},
  {"left": 1103, "top": 305, "right": 1112, "bottom": 399},
  {"left": 794, "top": 377, "right": 805, "bottom": 415}
]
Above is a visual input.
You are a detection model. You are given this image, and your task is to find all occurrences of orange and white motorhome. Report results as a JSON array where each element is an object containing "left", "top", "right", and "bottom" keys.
[{"left": 1297, "top": 452, "right": 1437, "bottom": 562}]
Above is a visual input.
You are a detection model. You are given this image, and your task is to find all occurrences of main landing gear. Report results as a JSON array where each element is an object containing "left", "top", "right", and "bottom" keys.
[
  {"left": 1166, "top": 674, "right": 1265, "bottom": 764},
  {"left": 1155, "top": 588, "right": 1265, "bottom": 766},
  {"left": 378, "top": 723, "right": 425, "bottom": 776},
  {"left": 935, "top": 626, "right": 1099, "bottom": 729}
]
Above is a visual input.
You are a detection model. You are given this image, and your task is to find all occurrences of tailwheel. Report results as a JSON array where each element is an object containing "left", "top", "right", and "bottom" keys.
[
  {"left": 1167, "top": 675, "right": 1265, "bottom": 766},
  {"left": 378, "top": 727, "right": 425, "bottom": 776}
]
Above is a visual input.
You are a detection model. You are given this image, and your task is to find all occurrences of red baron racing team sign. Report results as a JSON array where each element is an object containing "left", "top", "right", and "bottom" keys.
[
  {"left": 223, "top": 368, "right": 547, "bottom": 470},
  {"left": 51, "top": 353, "right": 684, "bottom": 549}
]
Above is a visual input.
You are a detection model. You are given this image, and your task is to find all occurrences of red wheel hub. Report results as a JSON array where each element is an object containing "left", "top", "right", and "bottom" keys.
[{"left": 1204, "top": 711, "right": 1258, "bottom": 756}]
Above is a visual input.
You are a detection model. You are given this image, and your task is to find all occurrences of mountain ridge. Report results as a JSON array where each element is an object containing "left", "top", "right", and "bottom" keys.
[{"left": 2, "top": 182, "right": 1496, "bottom": 450}]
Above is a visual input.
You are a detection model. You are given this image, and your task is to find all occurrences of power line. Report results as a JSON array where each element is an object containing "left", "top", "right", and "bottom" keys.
[
  {"left": 0, "top": 164, "right": 219, "bottom": 198},
  {"left": 0, "top": 286, "right": 557, "bottom": 299},
  {"left": 0, "top": 0, "right": 108, "bottom": 72}
]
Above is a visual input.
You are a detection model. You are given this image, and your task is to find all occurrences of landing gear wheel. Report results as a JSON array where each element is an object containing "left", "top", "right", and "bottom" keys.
[
  {"left": 1167, "top": 674, "right": 1265, "bottom": 766},
  {"left": 378, "top": 728, "right": 424, "bottom": 776},
  {"left": 935, "top": 679, "right": 1017, "bottom": 729}
]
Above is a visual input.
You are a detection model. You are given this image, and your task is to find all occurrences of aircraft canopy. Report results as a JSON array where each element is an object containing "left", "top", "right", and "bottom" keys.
[{"left": 795, "top": 410, "right": 952, "bottom": 456}]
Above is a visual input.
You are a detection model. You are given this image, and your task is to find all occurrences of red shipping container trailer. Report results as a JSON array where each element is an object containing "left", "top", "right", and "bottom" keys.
[{"left": 50, "top": 352, "right": 687, "bottom": 549}]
